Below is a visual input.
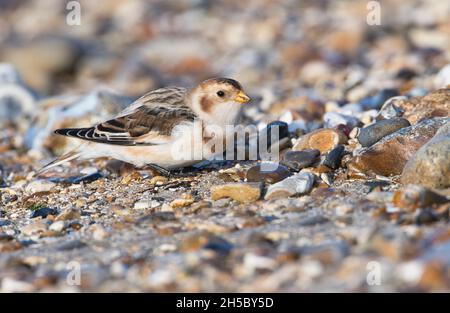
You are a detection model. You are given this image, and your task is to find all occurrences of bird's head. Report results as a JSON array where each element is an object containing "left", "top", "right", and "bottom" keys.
[{"left": 188, "top": 77, "right": 250, "bottom": 125}]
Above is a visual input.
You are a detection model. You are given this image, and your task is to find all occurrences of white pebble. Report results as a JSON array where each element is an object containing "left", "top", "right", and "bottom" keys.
[{"left": 25, "top": 180, "right": 56, "bottom": 194}]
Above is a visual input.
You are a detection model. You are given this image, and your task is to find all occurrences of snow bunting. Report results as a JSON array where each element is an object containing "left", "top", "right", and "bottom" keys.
[{"left": 37, "top": 78, "right": 250, "bottom": 175}]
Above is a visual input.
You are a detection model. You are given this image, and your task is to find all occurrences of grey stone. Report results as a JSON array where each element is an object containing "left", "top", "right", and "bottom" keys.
[
  {"left": 264, "top": 172, "right": 315, "bottom": 200},
  {"left": 358, "top": 118, "right": 410, "bottom": 147},
  {"left": 282, "top": 149, "right": 320, "bottom": 171},
  {"left": 401, "top": 121, "right": 450, "bottom": 189}
]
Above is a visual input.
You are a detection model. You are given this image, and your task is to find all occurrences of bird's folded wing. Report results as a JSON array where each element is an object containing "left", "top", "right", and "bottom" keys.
[{"left": 55, "top": 103, "right": 197, "bottom": 146}]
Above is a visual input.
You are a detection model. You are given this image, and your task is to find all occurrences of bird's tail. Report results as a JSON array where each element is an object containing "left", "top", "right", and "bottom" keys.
[{"left": 35, "top": 149, "right": 82, "bottom": 176}]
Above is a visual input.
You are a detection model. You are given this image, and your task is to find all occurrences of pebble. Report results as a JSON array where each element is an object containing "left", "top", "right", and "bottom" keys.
[
  {"left": 367, "top": 227, "right": 412, "bottom": 261},
  {"left": 434, "top": 64, "right": 450, "bottom": 88},
  {"left": 338, "top": 103, "right": 363, "bottom": 116},
  {"left": 281, "top": 149, "right": 320, "bottom": 171},
  {"left": 360, "top": 88, "right": 399, "bottom": 110},
  {"left": 360, "top": 109, "right": 378, "bottom": 125},
  {"left": 377, "top": 96, "right": 407, "bottom": 120},
  {"left": 211, "top": 183, "right": 262, "bottom": 203},
  {"left": 348, "top": 117, "right": 448, "bottom": 177},
  {"left": 397, "top": 261, "right": 424, "bottom": 285},
  {"left": 25, "top": 180, "right": 56, "bottom": 194},
  {"left": 149, "top": 176, "right": 169, "bottom": 185},
  {"left": 49, "top": 221, "right": 65, "bottom": 232},
  {"left": 134, "top": 200, "right": 160, "bottom": 210},
  {"left": 243, "top": 253, "right": 277, "bottom": 273},
  {"left": 264, "top": 172, "right": 315, "bottom": 200},
  {"left": 0, "top": 238, "right": 22, "bottom": 252},
  {"left": 401, "top": 121, "right": 450, "bottom": 189},
  {"left": 56, "top": 240, "right": 87, "bottom": 251},
  {"left": 394, "top": 88, "right": 450, "bottom": 125},
  {"left": 1, "top": 278, "right": 34, "bottom": 293},
  {"left": 257, "top": 121, "right": 291, "bottom": 157},
  {"left": 55, "top": 208, "right": 81, "bottom": 221},
  {"left": 218, "top": 167, "right": 246, "bottom": 182},
  {"left": 278, "top": 108, "right": 298, "bottom": 124},
  {"left": 392, "top": 185, "right": 448, "bottom": 211},
  {"left": 335, "top": 204, "right": 354, "bottom": 216},
  {"left": 29, "top": 207, "right": 57, "bottom": 219},
  {"left": 322, "top": 145, "right": 345, "bottom": 169},
  {"left": 0, "top": 63, "right": 24, "bottom": 85},
  {"left": 298, "top": 215, "right": 330, "bottom": 227},
  {"left": 396, "top": 68, "right": 417, "bottom": 81},
  {"left": 74, "top": 198, "right": 87, "bottom": 208},
  {"left": 160, "top": 203, "right": 174, "bottom": 212},
  {"left": 348, "top": 127, "right": 360, "bottom": 139},
  {"left": 415, "top": 209, "right": 439, "bottom": 225},
  {"left": 320, "top": 172, "right": 333, "bottom": 186},
  {"left": 323, "top": 112, "right": 360, "bottom": 130},
  {"left": 0, "top": 70, "right": 36, "bottom": 124},
  {"left": 170, "top": 198, "right": 194, "bottom": 208},
  {"left": 28, "top": 90, "right": 129, "bottom": 153},
  {"left": 357, "top": 118, "right": 410, "bottom": 147},
  {"left": 180, "top": 232, "right": 232, "bottom": 255},
  {"left": 246, "top": 163, "right": 291, "bottom": 183},
  {"left": 20, "top": 220, "right": 48, "bottom": 236},
  {"left": 293, "top": 128, "right": 347, "bottom": 154},
  {"left": 187, "top": 200, "right": 212, "bottom": 213},
  {"left": 91, "top": 224, "right": 109, "bottom": 241},
  {"left": 203, "top": 236, "right": 234, "bottom": 255},
  {"left": 300, "top": 241, "right": 349, "bottom": 265}
]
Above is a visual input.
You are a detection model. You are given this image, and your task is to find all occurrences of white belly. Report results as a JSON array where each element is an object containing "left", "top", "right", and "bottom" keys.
[
  {"left": 80, "top": 137, "right": 225, "bottom": 169},
  {"left": 81, "top": 142, "right": 198, "bottom": 169}
]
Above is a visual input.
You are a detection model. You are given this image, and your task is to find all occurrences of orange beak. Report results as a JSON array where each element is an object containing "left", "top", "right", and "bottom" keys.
[{"left": 234, "top": 91, "right": 251, "bottom": 103}]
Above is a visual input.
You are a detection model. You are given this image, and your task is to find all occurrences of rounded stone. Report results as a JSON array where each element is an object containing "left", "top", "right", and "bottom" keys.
[
  {"left": 322, "top": 145, "right": 345, "bottom": 169},
  {"left": 393, "top": 185, "right": 449, "bottom": 210},
  {"left": 281, "top": 149, "right": 320, "bottom": 171},
  {"left": 293, "top": 128, "right": 348, "bottom": 154},
  {"left": 264, "top": 172, "right": 315, "bottom": 200},
  {"left": 211, "top": 183, "right": 262, "bottom": 203},
  {"left": 246, "top": 163, "right": 291, "bottom": 184},
  {"left": 357, "top": 118, "right": 410, "bottom": 147},
  {"left": 401, "top": 122, "right": 450, "bottom": 189},
  {"left": 30, "top": 207, "right": 57, "bottom": 219}
]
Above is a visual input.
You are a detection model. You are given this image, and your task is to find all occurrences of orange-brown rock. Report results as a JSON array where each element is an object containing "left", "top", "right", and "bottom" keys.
[
  {"left": 348, "top": 118, "right": 448, "bottom": 177},
  {"left": 393, "top": 88, "right": 450, "bottom": 125},
  {"left": 392, "top": 185, "right": 449, "bottom": 211},
  {"left": 211, "top": 183, "right": 262, "bottom": 203},
  {"left": 293, "top": 128, "right": 347, "bottom": 154}
]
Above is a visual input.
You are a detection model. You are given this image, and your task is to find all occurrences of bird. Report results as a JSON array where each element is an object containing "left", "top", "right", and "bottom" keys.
[{"left": 36, "top": 78, "right": 251, "bottom": 176}]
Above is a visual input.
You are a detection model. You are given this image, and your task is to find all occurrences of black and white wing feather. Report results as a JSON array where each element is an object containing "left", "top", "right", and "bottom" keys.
[{"left": 55, "top": 87, "right": 197, "bottom": 146}]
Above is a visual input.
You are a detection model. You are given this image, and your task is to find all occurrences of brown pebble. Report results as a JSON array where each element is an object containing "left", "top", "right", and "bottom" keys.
[
  {"left": 211, "top": 183, "right": 262, "bottom": 203},
  {"left": 293, "top": 128, "right": 348, "bottom": 153}
]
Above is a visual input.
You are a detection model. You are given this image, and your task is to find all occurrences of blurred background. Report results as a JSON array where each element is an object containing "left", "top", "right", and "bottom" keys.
[
  {"left": 0, "top": 0, "right": 450, "bottom": 293},
  {"left": 0, "top": 0, "right": 449, "bottom": 160}
]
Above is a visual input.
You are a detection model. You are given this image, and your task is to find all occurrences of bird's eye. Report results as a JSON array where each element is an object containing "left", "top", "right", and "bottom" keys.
[{"left": 217, "top": 90, "right": 225, "bottom": 97}]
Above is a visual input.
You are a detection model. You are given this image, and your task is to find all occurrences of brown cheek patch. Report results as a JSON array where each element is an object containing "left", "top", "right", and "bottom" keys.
[{"left": 200, "top": 96, "right": 214, "bottom": 113}]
